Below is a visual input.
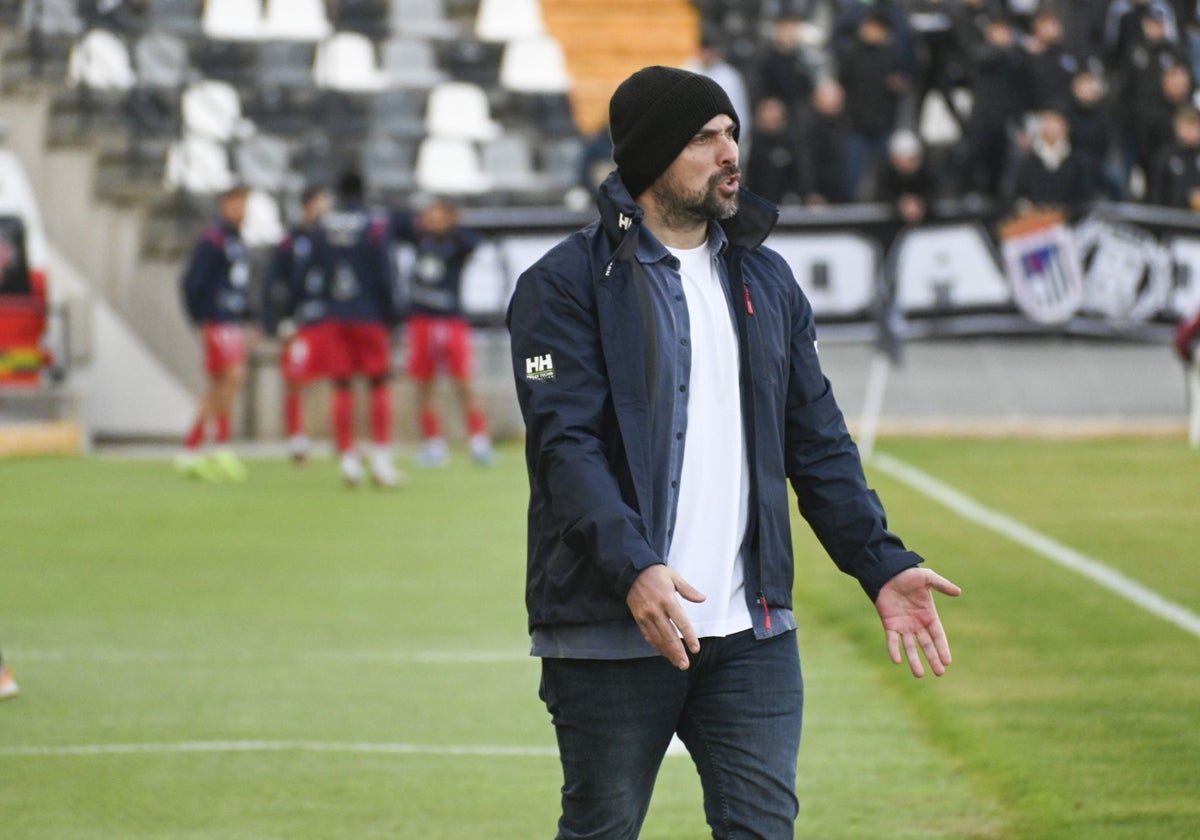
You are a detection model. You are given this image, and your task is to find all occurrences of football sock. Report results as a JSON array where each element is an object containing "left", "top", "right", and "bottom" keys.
[
  {"left": 184, "top": 418, "right": 206, "bottom": 450},
  {"left": 370, "top": 384, "right": 392, "bottom": 445},
  {"left": 284, "top": 389, "right": 304, "bottom": 437},
  {"left": 333, "top": 387, "right": 354, "bottom": 453},
  {"left": 420, "top": 408, "right": 441, "bottom": 441},
  {"left": 467, "top": 408, "right": 489, "bottom": 438}
]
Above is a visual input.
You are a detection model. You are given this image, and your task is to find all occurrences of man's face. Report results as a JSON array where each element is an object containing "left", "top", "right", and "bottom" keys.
[
  {"left": 648, "top": 114, "right": 740, "bottom": 226},
  {"left": 1177, "top": 116, "right": 1200, "bottom": 146},
  {"left": 221, "top": 191, "right": 248, "bottom": 228}
]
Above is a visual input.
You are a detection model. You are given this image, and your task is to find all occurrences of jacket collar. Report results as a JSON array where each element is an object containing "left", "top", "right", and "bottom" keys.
[{"left": 596, "top": 169, "right": 779, "bottom": 259}]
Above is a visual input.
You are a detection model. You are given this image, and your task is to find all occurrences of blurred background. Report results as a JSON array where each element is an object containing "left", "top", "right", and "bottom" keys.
[{"left": 0, "top": 0, "right": 1198, "bottom": 452}]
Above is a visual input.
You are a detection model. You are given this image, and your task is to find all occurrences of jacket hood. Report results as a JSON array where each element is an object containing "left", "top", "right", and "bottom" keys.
[{"left": 596, "top": 170, "right": 779, "bottom": 255}]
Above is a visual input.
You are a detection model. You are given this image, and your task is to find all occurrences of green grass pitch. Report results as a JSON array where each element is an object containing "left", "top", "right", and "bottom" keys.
[{"left": 1, "top": 438, "right": 1198, "bottom": 838}]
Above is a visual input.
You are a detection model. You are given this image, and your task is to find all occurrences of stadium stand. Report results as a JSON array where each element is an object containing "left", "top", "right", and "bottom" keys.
[{"left": 1, "top": 0, "right": 1198, "bottom": 445}]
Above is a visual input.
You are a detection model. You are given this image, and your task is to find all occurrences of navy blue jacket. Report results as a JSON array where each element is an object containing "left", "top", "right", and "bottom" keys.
[
  {"left": 507, "top": 172, "right": 922, "bottom": 648},
  {"left": 392, "top": 212, "right": 483, "bottom": 318},
  {"left": 181, "top": 221, "right": 252, "bottom": 325},
  {"left": 313, "top": 203, "right": 400, "bottom": 325},
  {"left": 260, "top": 225, "right": 328, "bottom": 335}
]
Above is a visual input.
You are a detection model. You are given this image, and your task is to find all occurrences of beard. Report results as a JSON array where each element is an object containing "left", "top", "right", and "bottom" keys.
[{"left": 650, "top": 165, "right": 740, "bottom": 230}]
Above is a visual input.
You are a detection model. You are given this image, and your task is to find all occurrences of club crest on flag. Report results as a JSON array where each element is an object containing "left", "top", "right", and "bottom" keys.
[{"left": 999, "top": 210, "right": 1084, "bottom": 325}]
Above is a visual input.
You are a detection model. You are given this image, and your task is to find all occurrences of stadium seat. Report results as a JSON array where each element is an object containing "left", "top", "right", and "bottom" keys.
[
  {"left": 201, "top": 0, "right": 263, "bottom": 41},
  {"left": 388, "top": 0, "right": 458, "bottom": 39},
  {"left": 424, "top": 81, "right": 499, "bottom": 141},
  {"left": 241, "top": 188, "right": 285, "bottom": 246},
  {"left": 360, "top": 134, "right": 416, "bottom": 196},
  {"left": 293, "top": 132, "right": 344, "bottom": 186},
  {"left": 145, "top": 0, "right": 203, "bottom": 38},
  {"left": 235, "top": 133, "right": 293, "bottom": 193},
  {"left": 475, "top": 0, "right": 544, "bottom": 42},
  {"left": 369, "top": 88, "right": 427, "bottom": 139},
  {"left": 314, "top": 90, "right": 371, "bottom": 143},
  {"left": 313, "top": 32, "right": 386, "bottom": 92},
  {"left": 21, "top": 0, "right": 83, "bottom": 36},
  {"left": 261, "top": 0, "right": 332, "bottom": 42},
  {"left": 540, "top": 135, "right": 585, "bottom": 191},
  {"left": 257, "top": 40, "right": 318, "bottom": 90},
  {"left": 246, "top": 86, "right": 318, "bottom": 137},
  {"left": 133, "top": 31, "right": 192, "bottom": 89},
  {"left": 67, "top": 28, "right": 136, "bottom": 91},
  {"left": 164, "top": 132, "right": 235, "bottom": 193},
  {"left": 414, "top": 136, "right": 491, "bottom": 195},
  {"left": 332, "top": 0, "right": 388, "bottom": 40},
  {"left": 196, "top": 38, "right": 258, "bottom": 88},
  {"left": 439, "top": 38, "right": 503, "bottom": 88},
  {"left": 181, "top": 78, "right": 248, "bottom": 142},
  {"left": 481, "top": 134, "right": 543, "bottom": 194},
  {"left": 499, "top": 35, "right": 570, "bottom": 94},
  {"left": 381, "top": 36, "right": 447, "bottom": 90}
]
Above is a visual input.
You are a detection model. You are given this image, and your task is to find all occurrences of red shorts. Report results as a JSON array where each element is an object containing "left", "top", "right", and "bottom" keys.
[
  {"left": 325, "top": 321, "right": 392, "bottom": 380},
  {"left": 280, "top": 324, "right": 331, "bottom": 385},
  {"left": 406, "top": 316, "right": 473, "bottom": 382},
  {"left": 203, "top": 323, "right": 247, "bottom": 376}
]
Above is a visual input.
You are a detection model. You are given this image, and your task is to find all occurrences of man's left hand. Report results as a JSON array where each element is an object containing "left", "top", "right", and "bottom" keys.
[{"left": 875, "top": 567, "right": 961, "bottom": 678}]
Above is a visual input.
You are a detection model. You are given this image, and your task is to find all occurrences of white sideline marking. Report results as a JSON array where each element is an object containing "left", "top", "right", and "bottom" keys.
[
  {"left": 0, "top": 741, "right": 558, "bottom": 758},
  {"left": 872, "top": 453, "right": 1200, "bottom": 639}
]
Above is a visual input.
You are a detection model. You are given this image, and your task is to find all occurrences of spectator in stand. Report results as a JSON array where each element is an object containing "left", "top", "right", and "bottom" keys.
[
  {"left": 1105, "top": 0, "right": 1180, "bottom": 69},
  {"left": 837, "top": 10, "right": 911, "bottom": 199},
  {"left": 873, "top": 129, "right": 941, "bottom": 225},
  {"left": 261, "top": 184, "right": 333, "bottom": 464},
  {"left": 314, "top": 171, "right": 403, "bottom": 488},
  {"left": 799, "top": 78, "right": 851, "bottom": 204},
  {"left": 746, "top": 97, "right": 807, "bottom": 204},
  {"left": 687, "top": 32, "right": 754, "bottom": 155},
  {"left": 1116, "top": 6, "right": 1191, "bottom": 176},
  {"left": 1054, "top": 0, "right": 1109, "bottom": 62},
  {"left": 1023, "top": 8, "right": 1087, "bottom": 113},
  {"left": 1008, "top": 108, "right": 1090, "bottom": 213},
  {"left": 754, "top": 14, "right": 816, "bottom": 128},
  {"left": 393, "top": 197, "right": 494, "bottom": 467},
  {"left": 1149, "top": 105, "right": 1200, "bottom": 207},
  {"left": 833, "top": 0, "right": 917, "bottom": 71},
  {"left": 1065, "top": 69, "right": 1123, "bottom": 199},
  {"left": 177, "top": 184, "right": 254, "bottom": 483},
  {"left": 1136, "top": 62, "right": 1197, "bottom": 186},
  {"left": 961, "top": 13, "right": 1028, "bottom": 196},
  {"left": 905, "top": 0, "right": 972, "bottom": 129},
  {"left": 0, "top": 649, "right": 17, "bottom": 700}
]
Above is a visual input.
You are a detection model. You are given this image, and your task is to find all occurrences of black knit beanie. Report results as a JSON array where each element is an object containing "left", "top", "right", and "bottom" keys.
[{"left": 609, "top": 66, "right": 740, "bottom": 198}]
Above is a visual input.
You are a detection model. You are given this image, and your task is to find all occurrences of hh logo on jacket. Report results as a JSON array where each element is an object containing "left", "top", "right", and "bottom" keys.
[{"left": 525, "top": 353, "right": 555, "bottom": 381}]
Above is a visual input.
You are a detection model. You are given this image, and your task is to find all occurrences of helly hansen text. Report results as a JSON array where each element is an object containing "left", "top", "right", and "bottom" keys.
[{"left": 526, "top": 353, "right": 555, "bottom": 381}]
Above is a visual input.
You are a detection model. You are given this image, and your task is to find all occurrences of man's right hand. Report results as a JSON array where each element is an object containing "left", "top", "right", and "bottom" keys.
[{"left": 626, "top": 565, "right": 706, "bottom": 670}]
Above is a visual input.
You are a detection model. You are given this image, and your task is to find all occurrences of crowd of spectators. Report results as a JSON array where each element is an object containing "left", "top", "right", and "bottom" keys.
[{"left": 688, "top": 0, "right": 1200, "bottom": 217}]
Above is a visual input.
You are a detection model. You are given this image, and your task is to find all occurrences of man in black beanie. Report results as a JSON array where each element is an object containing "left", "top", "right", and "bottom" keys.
[{"left": 507, "top": 65, "right": 960, "bottom": 839}]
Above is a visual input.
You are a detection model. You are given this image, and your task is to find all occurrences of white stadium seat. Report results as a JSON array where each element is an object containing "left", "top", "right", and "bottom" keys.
[
  {"left": 262, "top": 0, "right": 332, "bottom": 42},
  {"left": 475, "top": 0, "right": 545, "bottom": 42},
  {"left": 68, "top": 29, "right": 137, "bottom": 91},
  {"left": 499, "top": 35, "right": 570, "bottom": 94},
  {"left": 414, "top": 136, "right": 492, "bottom": 195},
  {"left": 202, "top": 0, "right": 264, "bottom": 41},
  {"left": 424, "top": 81, "right": 499, "bottom": 141},
  {"left": 313, "top": 32, "right": 386, "bottom": 92}
]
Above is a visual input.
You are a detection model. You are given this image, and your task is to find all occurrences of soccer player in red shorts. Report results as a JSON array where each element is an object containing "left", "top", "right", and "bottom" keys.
[
  {"left": 177, "top": 184, "right": 253, "bottom": 482},
  {"left": 393, "top": 197, "right": 493, "bottom": 466},
  {"left": 312, "top": 171, "right": 403, "bottom": 487},
  {"left": 262, "top": 185, "right": 333, "bottom": 463}
]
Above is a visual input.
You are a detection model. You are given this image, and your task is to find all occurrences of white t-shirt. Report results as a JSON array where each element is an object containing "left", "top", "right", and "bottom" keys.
[{"left": 664, "top": 239, "right": 753, "bottom": 638}]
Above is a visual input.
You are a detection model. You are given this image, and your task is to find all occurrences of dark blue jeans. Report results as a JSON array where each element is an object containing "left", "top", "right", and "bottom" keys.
[{"left": 540, "top": 629, "right": 804, "bottom": 839}]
